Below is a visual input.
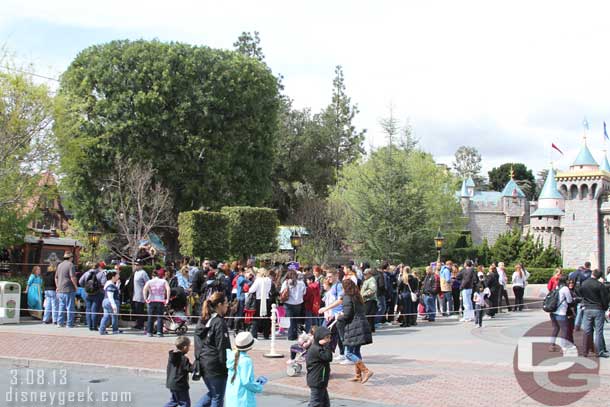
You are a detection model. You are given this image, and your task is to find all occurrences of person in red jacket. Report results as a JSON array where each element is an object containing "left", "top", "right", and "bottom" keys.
[
  {"left": 304, "top": 274, "right": 321, "bottom": 333},
  {"left": 547, "top": 268, "right": 563, "bottom": 292}
]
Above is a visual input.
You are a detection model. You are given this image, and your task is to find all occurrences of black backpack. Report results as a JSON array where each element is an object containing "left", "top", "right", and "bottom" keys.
[
  {"left": 542, "top": 288, "right": 563, "bottom": 313},
  {"left": 84, "top": 271, "right": 101, "bottom": 294}
]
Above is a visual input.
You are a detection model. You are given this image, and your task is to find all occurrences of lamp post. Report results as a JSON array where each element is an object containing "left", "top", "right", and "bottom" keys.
[
  {"left": 88, "top": 227, "right": 102, "bottom": 260},
  {"left": 290, "top": 229, "right": 302, "bottom": 261},
  {"left": 434, "top": 230, "right": 444, "bottom": 263}
]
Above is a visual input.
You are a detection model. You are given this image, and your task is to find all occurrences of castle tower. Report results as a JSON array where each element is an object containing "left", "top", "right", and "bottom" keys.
[
  {"left": 459, "top": 178, "right": 472, "bottom": 215},
  {"left": 530, "top": 167, "right": 564, "bottom": 250},
  {"left": 500, "top": 168, "right": 529, "bottom": 228},
  {"left": 557, "top": 138, "right": 610, "bottom": 269}
]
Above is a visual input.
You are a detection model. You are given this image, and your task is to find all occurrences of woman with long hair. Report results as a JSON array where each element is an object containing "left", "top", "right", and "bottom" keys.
[
  {"left": 280, "top": 269, "right": 306, "bottom": 340},
  {"left": 397, "top": 266, "right": 419, "bottom": 327},
  {"left": 194, "top": 292, "right": 231, "bottom": 407},
  {"left": 549, "top": 275, "right": 574, "bottom": 352},
  {"left": 26, "top": 266, "right": 43, "bottom": 320},
  {"left": 451, "top": 264, "right": 461, "bottom": 316},
  {"left": 339, "top": 279, "right": 373, "bottom": 384},
  {"left": 511, "top": 264, "right": 530, "bottom": 311},
  {"left": 248, "top": 268, "right": 273, "bottom": 340},
  {"left": 42, "top": 265, "right": 58, "bottom": 324}
]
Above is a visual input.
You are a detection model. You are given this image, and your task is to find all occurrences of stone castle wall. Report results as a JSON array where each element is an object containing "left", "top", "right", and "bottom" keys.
[
  {"left": 468, "top": 211, "right": 513, "bottom": 245},
  {"left": 561, "top": 198, "right": 601, "bottom": 269}
]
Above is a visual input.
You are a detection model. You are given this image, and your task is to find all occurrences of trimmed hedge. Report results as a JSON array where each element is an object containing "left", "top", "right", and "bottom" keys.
[
  {"left": 178, "top": 210, "right": 229, "bottom": 260},
  {"left": 221, "top": 206, "right": 279, "bottom": 259}
]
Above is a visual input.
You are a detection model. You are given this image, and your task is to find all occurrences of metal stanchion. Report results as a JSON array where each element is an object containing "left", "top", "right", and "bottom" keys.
[{"left": 264, "top": 303, "right": 284, "bottom": 358}]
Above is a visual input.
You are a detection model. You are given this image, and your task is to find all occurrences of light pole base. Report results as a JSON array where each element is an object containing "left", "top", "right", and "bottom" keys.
[{"left": 263, "top": 352, "right": 284, "bottom": 359}]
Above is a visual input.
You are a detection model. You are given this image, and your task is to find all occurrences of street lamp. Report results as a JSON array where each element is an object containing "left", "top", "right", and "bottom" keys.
[
  {"left": 290, "top": 229, "right": 302, "bottom": 261},
  {"left": 434, "top": 230, "right": 444, "bottom": 263},
  {"left": 88, "top": 227, "right": 102, "bottom": 260}
]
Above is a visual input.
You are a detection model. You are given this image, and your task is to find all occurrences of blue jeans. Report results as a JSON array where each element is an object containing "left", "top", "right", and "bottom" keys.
[
  {"left": 441, "top": 292, "right": 453, "bottom": 315},
  {"left": 345, "top": 345, "right": 362, "bottom": 362},
  {"left": 165, "top": 390, "right": 191, "bottom": 407},
  {"left": 376, "top": 295, "right": 387, "bottom": 324},
  {"left": 574, "top": 304, "right": 584, "bottom": 329},
  {"left": 423, "top": 294, "right": 436, "bottom": 321},
  {"left": 305, "top": 309, "right": 319, "bottom": 333},
  {"left": 147, "top": 302, "right": 165, "bottom": 335},
  {"left": 285, "top": 303, "right": 303, "bottom": 340},
  {"left": 85, "top": 292, "right": 103, "bottom": 330},
  {"left": 43, "top": 290, "right": 59, "bottom": 323},
  {"left": 462, "top": 288, "right": 474, "bottom": 320},
  {"left": 582, "top": 309, "right": 605, "bottom": 355},
  {"left": 57, "top": 292, "right": 76, "bottom": 327},
  {"left": 99, "top": 299, "right": 118, "bottom": 333},
  {"left": 195, "top": 375, "right": 227, "bottom": 407}
]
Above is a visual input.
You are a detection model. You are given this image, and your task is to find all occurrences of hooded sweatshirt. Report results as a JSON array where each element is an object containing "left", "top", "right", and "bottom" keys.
[
  {"left": 225, "top": 349, "right": 263, "bottom": 407},
  {"left": 166, "top": 350, "right": 192, "bottom": 391},
  {"left": 306, "top": 326, "right": 333, "bottom": 389}
]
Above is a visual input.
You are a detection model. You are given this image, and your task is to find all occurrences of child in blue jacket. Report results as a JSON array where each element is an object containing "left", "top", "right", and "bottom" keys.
[{"left": 225, "top": 332, "right": 266, "bottom": 407}]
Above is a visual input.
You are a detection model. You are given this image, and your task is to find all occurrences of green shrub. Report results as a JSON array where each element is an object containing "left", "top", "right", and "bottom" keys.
[
  {"left": 178, "top": 210, "right": 230, "bottom": 260},
  {"left": 221, "top": 206, "right": 279, "bottom": 259}
]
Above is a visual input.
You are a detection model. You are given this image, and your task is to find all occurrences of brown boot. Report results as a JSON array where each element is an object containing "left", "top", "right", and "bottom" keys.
[
  {"left": 358, "top": 361, "right": 374, "bottom": 384},
  {"left": 349, "top": 362, "right": 361, "bottom": 382}
]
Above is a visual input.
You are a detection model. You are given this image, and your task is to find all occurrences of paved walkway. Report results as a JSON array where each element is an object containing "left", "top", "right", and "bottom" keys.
[{"left": 1, "top": 311, "right": 610, "bottom": 406}]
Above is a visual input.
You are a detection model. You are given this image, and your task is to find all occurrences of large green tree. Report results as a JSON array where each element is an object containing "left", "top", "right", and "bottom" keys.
[
  {"left": 452, "top": 146, "right": 482, "bottom": 179},
  {"left": 55, "top": 40, "right": 281, "bottom": 229},
  {"left": 320, "top": 65, "right": 366, "bottom": 183},
  {"left": 0, "top": 70, "right": 55, "bottom": 248},
  {"left": 329, "top": 115, "right": 462, "bottom": 264},
  {"left": 488, "top": 163, "right": 536, "bottom": 200}
]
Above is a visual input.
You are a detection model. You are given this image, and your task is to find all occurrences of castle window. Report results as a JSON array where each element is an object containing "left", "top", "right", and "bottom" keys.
[
  {"left": 538, "top": 217, "right": 542, "bottom": 220},
  {"left": 570, "top": 185, "right": 578, "bottom": 200},
  {"left": 580, "top": 184, "right": 589, "bottom": 200},
  {"left": 553, "top": 216, "right": 558, "bottom": 220}
]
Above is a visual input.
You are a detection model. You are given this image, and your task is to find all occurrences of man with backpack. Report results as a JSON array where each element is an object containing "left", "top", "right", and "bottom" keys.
[
  {"left": 440, "top": 261, "right": 454, "bottom": 317},
  {"left": 79, "top": 262, "right": 107, "bottom": 331}
]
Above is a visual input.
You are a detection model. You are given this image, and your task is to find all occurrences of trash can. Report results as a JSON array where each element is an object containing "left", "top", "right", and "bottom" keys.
[{"left": 0, "top": 282, "right": 21, "bottom": 324}]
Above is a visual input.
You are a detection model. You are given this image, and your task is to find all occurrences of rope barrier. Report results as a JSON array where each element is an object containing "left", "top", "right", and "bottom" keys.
[{"left": 3, "top": 300, "right": 545, "bottom": 320}]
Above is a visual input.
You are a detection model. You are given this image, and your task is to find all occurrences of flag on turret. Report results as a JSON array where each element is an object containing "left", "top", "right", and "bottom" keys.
[
  {"left": 604, "top": 121, "right": 609, "bottom": 141},
  {"left": 552, "top": 143, "right": 564, "bottom": 155}
]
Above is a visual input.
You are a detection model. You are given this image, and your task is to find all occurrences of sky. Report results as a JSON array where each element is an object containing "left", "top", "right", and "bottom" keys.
[{"left": 3, "top": 0, "right": 610, "bottom": 180}]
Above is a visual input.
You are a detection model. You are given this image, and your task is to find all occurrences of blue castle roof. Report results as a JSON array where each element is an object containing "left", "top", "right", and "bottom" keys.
[
  {"left": 465, "top": 177, "right": 475, "bottom": 187},
  {"left": 460, "top": 179, "right": 469, "bottom": 197},
  {"left": 501, "top": 179, "right": 526, "bottom": 198},
  {"left": 538, "top": 167, "right": 563, "bottom": 200},
  {"left": 572, "top": 144, "right": 598, "bottom": 167}
]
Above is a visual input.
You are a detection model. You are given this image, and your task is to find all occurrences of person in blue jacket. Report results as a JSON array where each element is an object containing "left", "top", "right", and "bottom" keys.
[{"left": 224, "top": 332, "right": 265, "bottom": 407}]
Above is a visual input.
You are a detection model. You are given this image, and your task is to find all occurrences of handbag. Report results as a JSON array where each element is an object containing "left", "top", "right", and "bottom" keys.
[{"left": 406, "top": 278, "right": 418, "bottom": 302}]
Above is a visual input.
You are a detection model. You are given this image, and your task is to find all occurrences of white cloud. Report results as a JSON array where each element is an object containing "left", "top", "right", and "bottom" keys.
[{"left": 4, "top": 0, "right": 610, "bottom": 178}]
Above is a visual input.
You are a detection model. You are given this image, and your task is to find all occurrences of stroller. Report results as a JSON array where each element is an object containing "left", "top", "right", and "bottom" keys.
[
  {"left": 163, "top": 286, "right": 189, "bottom": 335},
  {"left": 286, "top": 328, "right": 317, "bottom": 377}
]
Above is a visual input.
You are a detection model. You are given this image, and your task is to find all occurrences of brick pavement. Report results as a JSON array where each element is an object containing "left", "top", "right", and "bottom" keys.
[{"left": 2, "top": 313, "right": 610, "bottom": 406}]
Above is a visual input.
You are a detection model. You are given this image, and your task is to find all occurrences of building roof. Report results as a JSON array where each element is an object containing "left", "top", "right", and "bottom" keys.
[
  {"left": 572, "top": 143, "right": 599, "bottom": 167},
  {"left": 465, "top": 177, "right": 475, "bottom": 187},
  {"left": 459, "top": 179, "right": 469, "bottom": 197},
  {"left": 531, "top": 207, "right": 564, "bottom": 217},
  {"left": 454, "top": 190, "right": 502, "bottom": 203},
  {"left": 602, "top": 154, "right": 610, "bottom": 172},
  {"left": 25, "top": 236, "right": 83, "bottom": 247},
  {"left": 278, "top": 226, "right": 309, "bottom": 251},
  {"left": 538, "top": 167, "right": 563, "bottom": 200},
  {"left": 501, "top": 179, "right": 526, "bottom": 198}
]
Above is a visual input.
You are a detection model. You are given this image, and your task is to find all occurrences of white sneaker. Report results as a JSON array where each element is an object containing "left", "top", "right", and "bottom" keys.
[
  {"left": 340, "top": 359, "right": 354, "bottom": 365},
  {"left": 459, "top": 318, "right": 466, "bottom": 322}
]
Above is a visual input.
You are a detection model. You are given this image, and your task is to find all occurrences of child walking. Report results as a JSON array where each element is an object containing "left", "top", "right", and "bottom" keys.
[
  {"left": 165, "top": 336, "right": 193, "bottom": 407},
  {"left": 473, "top": 281, "right": 491, "bottom": 328},
  {"left": 225, "top": 332, "right": 266, "bottom": 407},
  {"left": 306, "top": 326, "right": 333, "bottom": 407}
]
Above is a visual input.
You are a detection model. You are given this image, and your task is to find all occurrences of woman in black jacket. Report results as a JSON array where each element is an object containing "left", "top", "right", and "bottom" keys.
[
  {"left": 194, "top": 292, "right": 231, "bottom": 407},
  {"left": 339, "top": 279, "right": 373, "bottom": 384},
  {"left": 397, "top": 266, "right": 419, "bottom": 327}
]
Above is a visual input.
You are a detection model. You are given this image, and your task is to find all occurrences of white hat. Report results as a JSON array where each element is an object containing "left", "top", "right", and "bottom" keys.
[{"left": 235, "top": 332, "right": 256, "bottom": 352}]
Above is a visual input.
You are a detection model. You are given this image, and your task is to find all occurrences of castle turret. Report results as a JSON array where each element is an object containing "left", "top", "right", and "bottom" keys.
[
  {"left": 530, "top": 167, "right": 564, "bottom": 250},
  {"left": 601, "top": 152, "right": 610, "bottom": 173},
  {"left": 459, "top": 178, "right": 471, "bottom": 215},
  {"left": 501, "top": 169, "right": 528, "bottom": 228},
  {"left": 557, "top": 136, "right": 610, "bottom": 270}
]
